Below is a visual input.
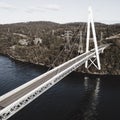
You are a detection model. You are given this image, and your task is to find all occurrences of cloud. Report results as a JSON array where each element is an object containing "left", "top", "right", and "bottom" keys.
[
  {"left": 25, "top": 4, "right": 61, "bottom": 14},
  {"left": 25, "top": 7, "right": 39, "bottom": 13},
  {"left": 25, "top": 7, "right": 44, "bottom": 13},
  {"left": 0, "top": 2, "right": 16, "bottom": 10},
  {"left": 45, "top": 4, "right": 61, "bottom": 11}
]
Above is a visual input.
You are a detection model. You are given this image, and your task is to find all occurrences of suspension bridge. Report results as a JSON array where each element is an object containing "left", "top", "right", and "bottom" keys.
[{"left": 0, "top": 6, "right": 111, "bottom": 120}]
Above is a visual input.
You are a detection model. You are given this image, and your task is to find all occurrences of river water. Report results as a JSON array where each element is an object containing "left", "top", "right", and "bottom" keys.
[{"left": 0, "top": 55, "right": 120, "bottom": 120}]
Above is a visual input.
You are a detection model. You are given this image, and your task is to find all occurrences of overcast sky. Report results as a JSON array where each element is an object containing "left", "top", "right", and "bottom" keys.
[{"left": 0, "top": 0, "right": 120, "bottom": 24}]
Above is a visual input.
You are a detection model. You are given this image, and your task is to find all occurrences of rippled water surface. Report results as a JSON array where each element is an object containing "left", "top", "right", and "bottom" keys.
[{"left": 0, "top": 55, "right": 120, "bottom": 120}]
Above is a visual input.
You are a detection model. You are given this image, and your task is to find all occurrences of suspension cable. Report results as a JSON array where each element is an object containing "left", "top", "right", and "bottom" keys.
[
  {"left": 65, "top": 23, "right": 86, "bottom": 61},
  {"left": 47, "top": 41, "right": 68, "bottom": 71},
  {"left": 47, "top": 22, "right": 86, "bottom": 71}
]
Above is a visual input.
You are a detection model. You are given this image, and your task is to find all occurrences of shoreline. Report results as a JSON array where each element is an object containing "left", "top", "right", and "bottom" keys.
[{"left": 0, "top": 53, "right": 118, "bottom": 77}]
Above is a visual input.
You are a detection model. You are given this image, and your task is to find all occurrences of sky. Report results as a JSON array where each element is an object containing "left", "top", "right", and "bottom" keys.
[{"left": 0, "top": 0, "right": 120, "bottom": 24}]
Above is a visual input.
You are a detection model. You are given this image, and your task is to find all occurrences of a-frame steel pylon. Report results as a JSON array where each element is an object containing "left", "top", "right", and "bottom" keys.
[{"left": 85, "top": 6, "right": 101, "bottom": 70}]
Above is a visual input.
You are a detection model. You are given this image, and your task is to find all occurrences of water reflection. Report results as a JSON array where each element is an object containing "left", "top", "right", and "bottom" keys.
[
  {"left": 84, "top": 77, "right": 89, "bottom": 91},
  {"left": 83, "top": 78, "right": 100, "bottom": 120},
  {"left": 69, "top": 77, "right": 101, "bottom": 120}
]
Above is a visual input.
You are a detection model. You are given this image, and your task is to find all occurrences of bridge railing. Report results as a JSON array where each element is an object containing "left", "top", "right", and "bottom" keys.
[
  {"left": 0, "top": 50, "right": 89, "bottom": 102},
  {"left": 0, "top": 44, "right": 109, "bottom": 103},
  {"left": 0, "top": 44, "right": 110, "bottom": 120},
  {"left": 0, "top": 44, "right": 109, "bottom": 102}
]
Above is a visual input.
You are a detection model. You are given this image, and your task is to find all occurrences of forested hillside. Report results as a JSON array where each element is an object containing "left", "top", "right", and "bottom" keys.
[{"left": 0, "top": 21, "right": 120, "bottom": 75}]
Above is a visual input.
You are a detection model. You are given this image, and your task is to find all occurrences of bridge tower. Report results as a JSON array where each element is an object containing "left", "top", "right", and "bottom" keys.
[{"left": 85, "top": 6, "right": 101, "bottom": 70}]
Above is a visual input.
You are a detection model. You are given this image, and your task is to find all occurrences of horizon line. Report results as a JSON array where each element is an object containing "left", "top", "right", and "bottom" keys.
[{"left": 0, "top": 20, "right": 120, "bottom": 25}]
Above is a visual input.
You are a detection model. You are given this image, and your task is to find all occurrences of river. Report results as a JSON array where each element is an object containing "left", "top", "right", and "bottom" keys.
[{"left": 0, "top": 55, "right": 120, "bottom": 120}]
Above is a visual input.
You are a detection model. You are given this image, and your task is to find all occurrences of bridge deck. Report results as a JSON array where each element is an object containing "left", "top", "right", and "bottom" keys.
[
  {"left": 0, "top": 44, "right": 108, "bottom": 110},
  {"left": 0, "top": 51, "right": 91, "bottom": 108}
]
